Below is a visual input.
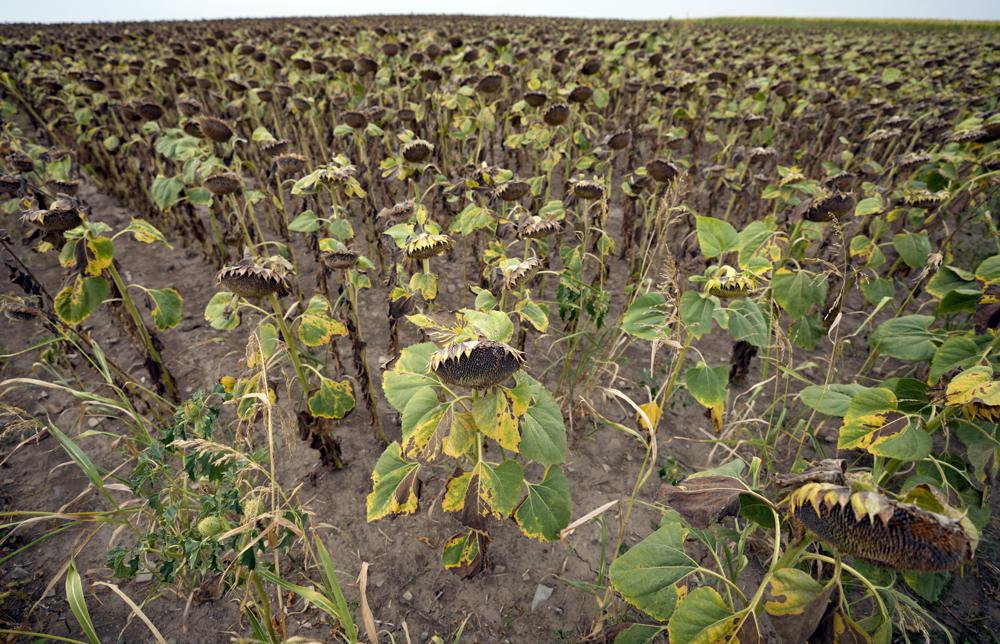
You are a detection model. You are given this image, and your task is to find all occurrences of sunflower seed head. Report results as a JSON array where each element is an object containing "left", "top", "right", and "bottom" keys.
[{"left": 430, "top": 339, "right": 523, "bottom": 389}]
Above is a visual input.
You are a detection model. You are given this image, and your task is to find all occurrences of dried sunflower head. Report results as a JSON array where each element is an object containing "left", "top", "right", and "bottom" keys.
[
  {"left": 571, "top": 178, "right": 606, "bottom": 201},
  {"left": 647, "top": 158, "right": 679, "bottom": 184},
  {"left": 786, "top": 481, "right": 976, "bottom": 572},
  {"left": 524, "top": 91, "right": 547, "bottom": 107},
  {"left": 518, "top": 215, "right": 563, "bottom": 240},
  {"left": 21, "top": 197, "right": 82, "bottom": 232},
  {"left": 801, "top": 192, "right": 855, "bottom": 222},
  {"left": 377, "top": 199, "right": 416, "bottom": 226},
  {"left": 204, "top": 172, "right": 242, "bottom": 195},
  {"left": 903, "top": 188, "right": 949, "bottom": 209},
  {"left": 494, "top": 180, "right": 529, "bottom": 202},
  {"left": 217, "top": 258, "right": 290, "bottom": 299},
  {"left": 0, "top": 174, "right": 21, "bottom": 195},
  {"left": 543, "top": 103, "right": 570, "bottom": 126},
  {"left": 404, "top": 233, "right": 453, "bottom": 260},
  {"left": 274, "top": 153, "right": 307, "bottom": 175},
  {"left": 46, "top": 179, "right": 80, "bottom": 196},
  {"left": 973, "top": 285, "right": 1000, "bottom": 334},
  {"left": 260, "top": 138, "right": 290, "bottom": 158},
  {"left": 199, "top": 117, "right": 234, "bottom": 143},
  {"left": 320, "top": 240, "right": 359, "bottom": 270},
  {"left": 342, "top": 111, "right": 367, "bottom": 129},
  {"left": 430, "top": 339, "right": 523, "bottom": 389},
  {"left": 402, "top": 139, "right": 434, "bottom": 163},
  {"left": 502, "top": 257, "right": 541, "bottom": 291},
  {"left": 176, "top": 97, "right": 202, "bottom": 117}
]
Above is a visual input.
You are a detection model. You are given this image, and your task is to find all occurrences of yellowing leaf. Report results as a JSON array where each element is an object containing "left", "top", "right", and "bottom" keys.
[{"left": 637, "top": 401, "right": 662, "bottom": 431}]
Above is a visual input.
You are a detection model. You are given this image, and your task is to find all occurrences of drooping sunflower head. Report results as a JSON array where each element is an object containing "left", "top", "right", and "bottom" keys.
[
  {"left": 404, "top": 232, "right": 453, "bottom": 260},
  {"left": 204, "top": 172, "right": 242, "bottom": 196},
  {"left": 217, "top": 258, "right": 291, "bottom": 300},
  {"left": 571, "top": 178, "right": 606, "bottom": 201},
  {"left": 501, "top": 256, "right": 542, "bottom": 291},
  {"left": 801, "top": 192, "right": 855, "bottom": 223},
  {"left": 22, "top": 197, "right": 82, "bottom": 232},
  {"left": 320, "top": 240, "right": 359, "bottom": 270},
  {"left": 402, "top": 139, "right": 434, "bottom": 163},
  {"left": 494, "top": 180, "right": 530, "bottom": 202},
  {"left": 703, "top": 265, "right": 760, "bottom": 299},
  {"left": 785, "top": 481, "right": 976, "bottom": 572},
  {"left": 430, "top": 339, "right": 524, "bottom": 389},
  {"left": 517, "top": 215, "right": 563, "bottom": 240},
  {"left": 199, "top": 116, "right": 234, "bottom": 143}
]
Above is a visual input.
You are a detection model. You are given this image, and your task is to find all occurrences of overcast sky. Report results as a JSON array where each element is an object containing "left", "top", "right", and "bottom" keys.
[{"left": 4, "top": 0, "right": 997, "bottom": 23}]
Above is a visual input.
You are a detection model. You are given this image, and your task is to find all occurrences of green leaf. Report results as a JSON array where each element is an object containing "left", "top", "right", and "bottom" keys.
[
  {"left": 186, "top": 186, "right": 213, "bottom": 207},
  {"left": 976, "top": 255, "right": 1000, "bottom": 285},
  {"left": 870, "top": 315, "right": 936, "bottom": 361},
  {"left": 892, "top": 233, "right": 931, "bottom": 269},
  {"left": 289, "top": 209, "right": 320, "bottom": 233},
  {"left": 771, "top": 268, "right": 827, "bottom": 320},
  {"left": 366, "top": 442, "right": 420, "bottom": 521},
  {"left": 861, "top": 277, "right": 895, "bottom": 305},
  {"left": 382, "top": 372, "right": 433, "bottom": 413},
  {"left": 148, "top": 287, "right": 183, "bottom": 330},
  {"left": 867, "top": 422, "right": 932, "bottom": 461},
  {"left": 622, "top": 293, "right": 668, "bottom": 340},
  {"left": 854, "top": 195, "right": 884, "bottom": 216},
  {"left": 514, "top": 466, "right": 572, "bottom": 541},
  {"left": 926, "top": 265, "right": 977, "bottom": 299},
  {"left": 679, "top": 291, "right": 716, "bottom": 339},
  {"left": 695, "top": 216, "right": 739, "bottom": 258},
  {"left": 790, "top": 314, "right": 826, "bottom": 350},
  {"left": 609, "top": 517, "right": 696, "bottom": 620},
  {"left": 54, "top": 276, "right": 109, "bottom": 325},
  {"left": 929, "top": 336, "right": 981, "bottom": 382},
  {"left": 799, "top": 384, "right": 867, "bottom": 417},
  {"left": 517, "top": 373, "right": 567, "bottom": 465},
  {"left": 410, "top": 271, "right": 437, "bottom": 301},
  {"left": 66, "top": 560, "right": 100, "bottom": 644},
  {"left": 903, "top": 571, "right": 950, "bottom": 603},
  {"left": 593, "top": 87, "right": 610, "bottom": 109},
  {"left": 725, "top": 299, "right": 769, "bottom": 347},
  {"left": 463, "top": 309, "right": 514, "bottom": 343},
  {"left": 736, "top": 219, "right": 775, "bottom": 267},
  {"left": 685, "top": 363, "right": 728, "bottom": 407},
  {"left": 150, "top": 174, "right": 184, "bottom": 211},
  {"left": 668, "top": 586, "right": 736, "bottom": 644},
  {"left": 308, "top": 377, "right": 355, "bottom": 419},
  {"left": 204, "top": 291, "right": 240, "bottom": 331}
]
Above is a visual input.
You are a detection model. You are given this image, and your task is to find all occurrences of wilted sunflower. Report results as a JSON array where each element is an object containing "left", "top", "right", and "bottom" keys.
[
  {"left": 204, "top": 172, "right": 242, "bottom": 195},
  {"left": 502, "top": 257, "right": 541, "bottom": 291},
  {"left": 260, "top": 138, "right": 291, "bottom": 158},
  {"left": 903, "top": 188, "right": 949, "bottom": 208},
  {"left": 217, "top": 258, "right": 290, "bottom": 299},
  {"left": 786, "top": 481, "right": 976, "bottom": 572},
  {"left": 973, "top": 286, "right": 1000, "bottom": 334},
  {"left": 494, "top": 180, "right": 529, "bottom": 202},
  {"left": 320, "top": 241, "right": 359, "bottom": 270},
  {"left": 518, "top": 215, "right": 563, "bottom": 240},
  {"left": 274, "top": 153, "right": 307, "bottom": 175},
  {"left": 0, "top": 174, "right": 21, "bottom": 195},
  {"left": 647, "top": 159, "right": 679, "bottom": 184},
  {"left": 430, "top": 339, "right": 523, "bottom": 389},
  {"left": 199, "top": 117, "right": 234, "bottom": 143},
  {"left": 571, "top": 178, "right": 605, "bottom": 201},
  {"left": 704, "top": 265, "right": 760, "bottom": 299},
  {"left": 402, "top": 139, "right": 434, "bottom": 163},
  {"left": 377, "top": 199, "right": 416, "bottom": 226},
  {"left": 21, "top": 197, "right": 82, "bottom": 232},
  {"left": 800, "top": 192, "right": 855, "bottom": 222},
  {"left": 543, "top": 103, "right": 570, "bottom": 126},
  {"left": 47, "top": 179, "right": 80, "bottom": 196},
  {"left": 404, "top": 233, "right": 453, "bottom": 260}
]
